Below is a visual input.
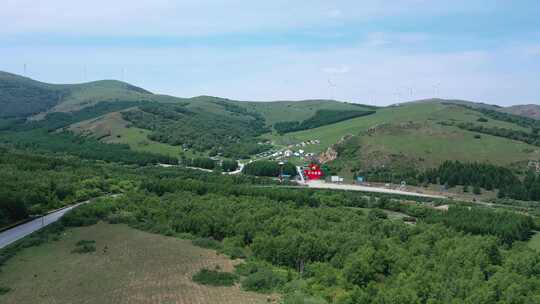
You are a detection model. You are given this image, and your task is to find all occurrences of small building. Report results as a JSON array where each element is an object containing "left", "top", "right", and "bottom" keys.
[
  {"left": 304, "top": 163, "right": 323, "bottom": 181},
  {"left": 331, "top": 176, "right": 344, "bottom": 183}
]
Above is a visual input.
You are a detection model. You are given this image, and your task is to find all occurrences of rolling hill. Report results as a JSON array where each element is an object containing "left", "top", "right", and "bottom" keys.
[
  {"left": 0, "top": 72, "right": 377, "bottom": 159},
  {"left": 0, "top": 71, "right": 153, "bottom": 118},
  {"left": 271, "top": 101, "right": 540, "bottom": 180},
  {"left": 1, "top": 71, "right": 539, "bottom": 167}
]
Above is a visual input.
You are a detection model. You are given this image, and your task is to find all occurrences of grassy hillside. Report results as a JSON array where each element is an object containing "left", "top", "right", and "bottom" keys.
[
  {"left": 270, "top": 102, "right": 539, "bottom": 171},
  {"left": 0, "top": 71, "right": 154, "bottom": 118},
  {"left": 64, "top": 96, "right": 373, "bottom": 158},
  {"left": 239, "top": 99, "right": 376, "bottom": 126},
  {"left": 0, "top": 71, "right": 67, "bottom": 118},
  {"left": 51, "top": 80, "right": 152, "bottom": 113},
  {"left": 69, "top": 112, "right": 187, "bottom": 159}
]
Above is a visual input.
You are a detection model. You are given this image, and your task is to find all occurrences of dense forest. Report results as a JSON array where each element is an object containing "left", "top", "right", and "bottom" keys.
[
  {"left": 274, "top": 110, "right": 375, "bottom": 134},
  {"left": 0, "top": 148, "right": 138, "bottom": 227},
  {"left": 122, "top": 103, "right": 271, "bottom": 158},
  {"left": 0, "top": 130, "right": 176, "bottom": 165},
  {"left": 243, "top": 160, "right": 298, "bottom": 177},
  {"left": 423, "top": 161, "right": 540, "bottom": 201},
  {"left": 1, "top": 146, "right": 539, "bottom": 302},
  {"left": 6, "top": 167, "right": 535, "bottom": 303}
]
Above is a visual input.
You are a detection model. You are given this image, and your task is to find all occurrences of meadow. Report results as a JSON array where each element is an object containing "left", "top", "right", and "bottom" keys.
[{"left": 0, "top": 222, "right": 268, "bottom": 304}]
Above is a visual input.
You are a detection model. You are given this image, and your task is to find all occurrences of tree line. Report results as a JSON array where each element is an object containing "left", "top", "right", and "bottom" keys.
[
  {"left": 274, "top": 110, "right": 375, "bottom": 134},
  {"left": 359, "top": 160, "right": 540, "bottom": 202},
  {"left": 243, "top": 160, "right": 297, "bottom": 177}
]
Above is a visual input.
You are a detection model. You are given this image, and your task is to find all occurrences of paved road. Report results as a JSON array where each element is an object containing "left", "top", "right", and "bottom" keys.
[
  {"left": 0, "top": 200, "right": 90, "bottom": 249},
  {"left": 305, "top": 180, "right": 446, "bottom": 199}
]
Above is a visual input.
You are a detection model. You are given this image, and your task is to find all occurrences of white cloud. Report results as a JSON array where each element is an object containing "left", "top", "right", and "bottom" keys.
[
  {"left": 0, "top": 0, "right": 487, "bottom": 36},
  {"left": 322, "top": 65, "right": 351, "bottom": 74}
]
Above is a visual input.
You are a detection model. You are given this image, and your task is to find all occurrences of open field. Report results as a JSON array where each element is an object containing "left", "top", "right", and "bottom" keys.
[{"left": 0, "top": 223, "right": 267, "bottom": 304}]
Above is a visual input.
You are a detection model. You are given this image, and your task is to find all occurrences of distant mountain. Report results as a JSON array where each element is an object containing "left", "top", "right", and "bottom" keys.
[
  {"left": 503, "top": 104, "right": 540, "bottom": 120},
  {"left": 393, "top": 98, "right": 502, "bottom": 110},
  {"left": 0, "top": 71, "right": 152, "bottom": 118}
]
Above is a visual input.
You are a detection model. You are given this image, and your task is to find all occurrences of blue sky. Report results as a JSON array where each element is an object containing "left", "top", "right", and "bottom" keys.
[{"left": 1, "top": 0, "right": 539, "bottom": 106}]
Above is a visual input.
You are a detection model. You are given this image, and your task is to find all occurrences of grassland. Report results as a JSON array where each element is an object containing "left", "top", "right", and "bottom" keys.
[
  {"left": 239, "top": 99, "right": 375, "bottom": 126},
  {"left": 0, "top": 222, "right": 267, "bottom": 304},
  {"left": 266, "top": 102, "right": 539, "bottom": 169},
  {"left": 268, "top": 102, "right": 532, "bottom": 152}
]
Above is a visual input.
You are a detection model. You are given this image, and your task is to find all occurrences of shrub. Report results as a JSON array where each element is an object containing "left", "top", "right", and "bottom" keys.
[
  {"left": 192, "top": 237, "right": 223, "bottom": 250},
  {"left": 75, "top": 239, "right": 96, "bottom": 246},
  {"left": 192, "top": 268, "right": 238, "bottom": 286},
  {"left": 473, "top": 185, "right": 482, "bottom": 195},
  {"left": 242, "top": 267, "right": 285, "bottom": 293},
  {"left": 225, "top": 246, "right": 247, "bottom": 259},
  {"left": 221, "top": 159, "right": 239, "bottom": 172},
  {"left": 71, "top": 240, "right": 96, "bottom": 254},
  {"left": 368, "top": 209, "right": 388, "bottom": 221},
  {"left": 0, "top": 286, "right": 11, "bottom": 295}
]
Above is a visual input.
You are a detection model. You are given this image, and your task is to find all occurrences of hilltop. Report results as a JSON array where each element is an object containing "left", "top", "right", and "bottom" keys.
[{"left": 0, "top": 71, "right": 152, "bottom": 118}]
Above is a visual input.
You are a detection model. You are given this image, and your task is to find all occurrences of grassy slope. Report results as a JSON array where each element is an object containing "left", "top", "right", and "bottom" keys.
[
  {"left": 238, "top": 99, "right": 375, "bottom": 126},
  {"left": 0, "top": 222, "right": 266, "bottom": 304},
  {"left": 69, "top": 111, "right": 189, "bottom": 159},
  {"left": 269, "top": 102, "right": 538, "bottom": 167},
  {"left": 67, "top": 96, "right": 367, "bottom": 158},
  {"left": 52, "top": 80, "right": 153, "bottom": 112}
]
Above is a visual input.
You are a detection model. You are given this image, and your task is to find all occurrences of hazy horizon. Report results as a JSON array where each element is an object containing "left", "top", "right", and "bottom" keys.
[{"left": 1, "top": 1, "right": 539, "bottom": 106}]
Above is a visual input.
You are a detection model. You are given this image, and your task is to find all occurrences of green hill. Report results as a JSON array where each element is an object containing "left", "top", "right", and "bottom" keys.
[
  {"left": 2, "top": 71, "right": 539, "bottom": 165},
  {"left": 0, "top": 71, "right": 153, "bottom": 118},
  {"left": 237, "top": 99, "right": 376, "bottom": 126},
  {"left": 0, "top": 71, "right": 66, "bottom": 118},
  {"left": 271, "top": 101, "right": 539, "bottom": 175}
]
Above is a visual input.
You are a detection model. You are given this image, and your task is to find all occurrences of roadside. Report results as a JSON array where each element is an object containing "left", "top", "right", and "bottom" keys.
[
  {"left": 0, "top": 194, "right": 119, "bottom": 249},
  {"left": 304, "top": 180, "right": 447, "bottom": 199}
]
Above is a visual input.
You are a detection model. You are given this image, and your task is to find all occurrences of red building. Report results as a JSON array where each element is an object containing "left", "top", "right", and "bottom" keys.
[{"left": 304, "top": 163, "right": 323, "bottom": 180}]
